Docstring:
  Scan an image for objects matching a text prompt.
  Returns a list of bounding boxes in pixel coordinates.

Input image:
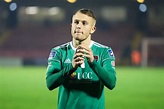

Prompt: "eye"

[74,20,79,24]
[82,21,87,25]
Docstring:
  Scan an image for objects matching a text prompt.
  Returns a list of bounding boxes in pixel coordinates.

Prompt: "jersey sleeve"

[46,48,75,90]
[89,47,116,90]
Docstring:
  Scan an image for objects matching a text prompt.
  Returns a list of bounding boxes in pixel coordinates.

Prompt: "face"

[71,12,96,42]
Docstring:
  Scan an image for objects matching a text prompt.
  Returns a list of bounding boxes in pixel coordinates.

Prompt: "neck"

[73,37,91,48]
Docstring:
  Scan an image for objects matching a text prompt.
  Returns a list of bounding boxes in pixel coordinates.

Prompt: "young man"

[46,8,116,109]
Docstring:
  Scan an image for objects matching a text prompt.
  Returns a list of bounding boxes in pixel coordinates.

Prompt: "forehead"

[72,12,93,21]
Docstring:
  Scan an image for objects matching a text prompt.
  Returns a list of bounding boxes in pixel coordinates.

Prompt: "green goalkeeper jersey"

[46,40,116,109]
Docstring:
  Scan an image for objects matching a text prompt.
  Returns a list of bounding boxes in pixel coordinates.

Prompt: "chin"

[75,38,83,41]
[74,35,82,40]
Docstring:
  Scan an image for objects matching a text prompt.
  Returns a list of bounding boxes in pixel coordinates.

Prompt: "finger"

[74,57,84,62]
[74,52,84,59]
[83,53,91,59]
[76,49,84,53]
[79,45,90,51]
[77,48,90,55]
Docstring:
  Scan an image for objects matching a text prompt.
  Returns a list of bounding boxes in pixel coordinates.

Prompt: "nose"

[76,22,82,28]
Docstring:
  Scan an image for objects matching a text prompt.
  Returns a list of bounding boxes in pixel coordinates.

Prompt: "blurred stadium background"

[0,0,164,109]
[0,0,164,67]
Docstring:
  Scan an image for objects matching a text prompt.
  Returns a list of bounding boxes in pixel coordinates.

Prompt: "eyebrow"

[74,19,88,22]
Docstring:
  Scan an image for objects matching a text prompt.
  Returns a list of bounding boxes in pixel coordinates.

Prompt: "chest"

[61,49,102,81]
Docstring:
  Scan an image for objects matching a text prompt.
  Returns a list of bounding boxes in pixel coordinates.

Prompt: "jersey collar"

[70,40,94,51]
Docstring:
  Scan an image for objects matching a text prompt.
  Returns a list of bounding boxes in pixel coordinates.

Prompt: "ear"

[90,26,96,34]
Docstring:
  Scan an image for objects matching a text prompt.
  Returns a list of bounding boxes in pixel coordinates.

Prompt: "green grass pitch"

[0,66,164,109]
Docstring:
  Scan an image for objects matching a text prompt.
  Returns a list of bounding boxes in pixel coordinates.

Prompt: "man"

[46,8,116,109]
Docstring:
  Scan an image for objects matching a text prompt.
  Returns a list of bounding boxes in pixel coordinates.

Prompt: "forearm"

[46,64,75,90]
[89,60,116,90]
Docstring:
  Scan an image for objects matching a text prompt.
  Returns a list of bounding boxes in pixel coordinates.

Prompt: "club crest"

[94,55,99,61]
[108,49,114,57]
[49,51,56,59]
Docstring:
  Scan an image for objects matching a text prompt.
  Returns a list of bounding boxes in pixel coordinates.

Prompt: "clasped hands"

[72,45,94,68]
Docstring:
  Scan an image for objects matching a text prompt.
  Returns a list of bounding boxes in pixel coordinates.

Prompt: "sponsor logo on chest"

[70,72,93,80]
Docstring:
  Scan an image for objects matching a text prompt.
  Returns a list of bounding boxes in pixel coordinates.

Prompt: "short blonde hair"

[74,8,96,20]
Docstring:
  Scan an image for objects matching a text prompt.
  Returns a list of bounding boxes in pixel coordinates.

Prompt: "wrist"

[88,57,94,63]
[89,59,96,67]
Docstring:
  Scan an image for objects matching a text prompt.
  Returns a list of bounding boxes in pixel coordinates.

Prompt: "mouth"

[74,30,83,34]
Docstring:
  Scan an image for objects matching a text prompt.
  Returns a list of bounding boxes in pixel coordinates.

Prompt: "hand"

[77,45,94,63]
[72,48,85,68]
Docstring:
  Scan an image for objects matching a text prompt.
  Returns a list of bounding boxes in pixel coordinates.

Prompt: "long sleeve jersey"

[46,40,116,109]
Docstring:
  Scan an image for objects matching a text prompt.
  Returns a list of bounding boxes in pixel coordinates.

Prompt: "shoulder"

[92,41,115,58]
[52,42,71,51]
[48,42,71,59]
[92,41,111,49]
